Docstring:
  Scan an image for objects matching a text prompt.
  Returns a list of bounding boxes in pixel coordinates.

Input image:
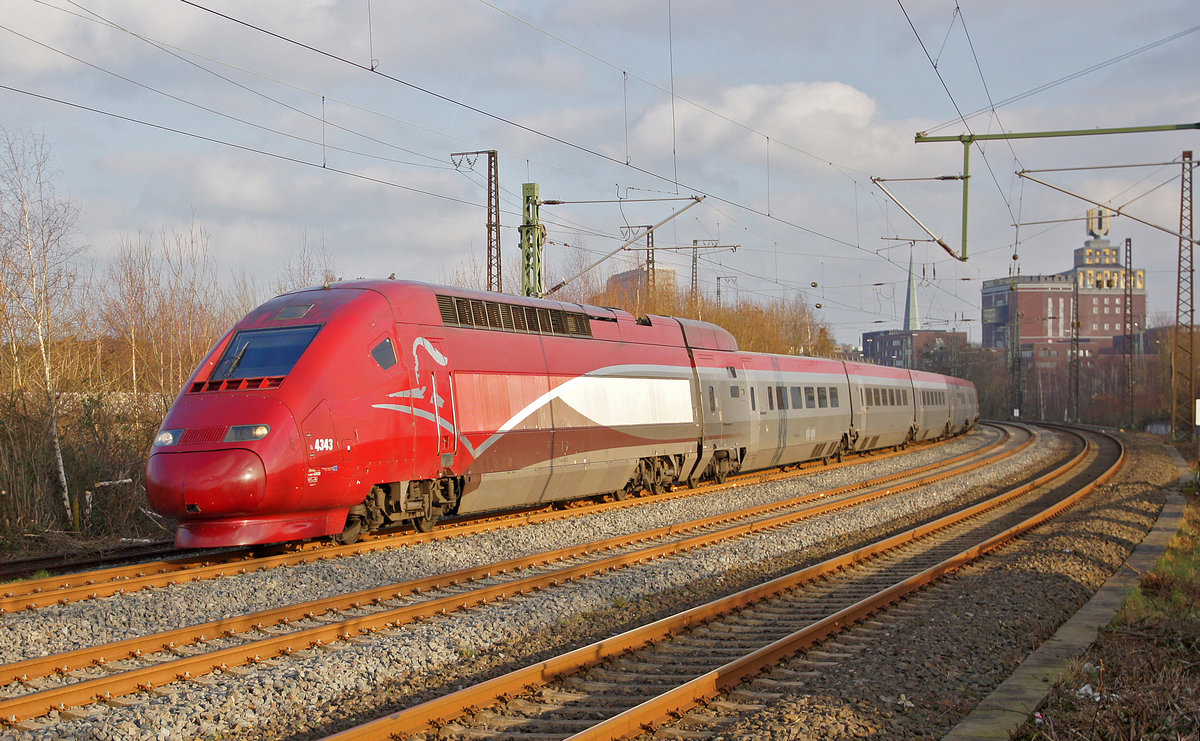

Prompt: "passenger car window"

[805,386,816,408]
[818,388,828,408]
[829,388,839,407]
[371,337,397,370]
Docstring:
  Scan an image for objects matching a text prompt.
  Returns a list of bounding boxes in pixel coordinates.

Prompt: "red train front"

[147,282,419,547]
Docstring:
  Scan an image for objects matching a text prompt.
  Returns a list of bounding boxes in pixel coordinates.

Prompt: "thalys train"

[146,278,978,548]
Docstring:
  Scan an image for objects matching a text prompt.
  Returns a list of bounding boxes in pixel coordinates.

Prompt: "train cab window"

[274,303,313,320]
[213,324,321,380]
[750,386,757,411]
[818,387,828,408]
[804,386,816,408]
[791,387,804,409]
[708,386,717,413]
[766,387,774,411]
[829,388,839,407]
[371,337,397,370]
[776,386,787,410]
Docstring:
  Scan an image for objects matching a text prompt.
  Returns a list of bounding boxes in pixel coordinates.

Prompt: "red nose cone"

[147,449,267,518]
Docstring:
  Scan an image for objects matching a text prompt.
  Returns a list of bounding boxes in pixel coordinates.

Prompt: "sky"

[2,0,1198,345]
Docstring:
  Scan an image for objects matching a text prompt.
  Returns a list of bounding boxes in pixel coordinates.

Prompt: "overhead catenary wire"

[0,84,481,208]
[176,0,870,257]
[28,0,991,326]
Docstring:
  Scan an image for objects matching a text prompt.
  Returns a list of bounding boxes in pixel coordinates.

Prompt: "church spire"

[903,250,921,331]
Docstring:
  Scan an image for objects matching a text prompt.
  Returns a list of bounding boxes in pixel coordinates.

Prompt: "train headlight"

[154,429,184,447]
[224,424,271,442]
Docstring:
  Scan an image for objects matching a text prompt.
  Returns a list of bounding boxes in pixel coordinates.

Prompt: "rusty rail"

[0,425,1021,724]
[321,427,1119,740]
[0,429,980,613]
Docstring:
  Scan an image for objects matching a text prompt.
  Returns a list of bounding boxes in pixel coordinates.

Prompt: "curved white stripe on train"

[496,375,694,433]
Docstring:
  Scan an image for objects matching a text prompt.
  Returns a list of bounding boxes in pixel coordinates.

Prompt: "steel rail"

[0,424,1016,689]
[0,426,1022,723]
[321,427,1114,740]
[0,541,177,582]
[0,430,973,613]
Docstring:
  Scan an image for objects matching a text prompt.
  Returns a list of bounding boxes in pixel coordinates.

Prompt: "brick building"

[980,210,1146,364]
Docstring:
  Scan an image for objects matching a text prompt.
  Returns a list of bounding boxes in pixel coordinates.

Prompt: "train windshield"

[213,325,322,379]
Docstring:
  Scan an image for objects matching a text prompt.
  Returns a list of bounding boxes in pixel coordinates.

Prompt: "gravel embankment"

[0,424,1100,741]
[713,431,1176,739]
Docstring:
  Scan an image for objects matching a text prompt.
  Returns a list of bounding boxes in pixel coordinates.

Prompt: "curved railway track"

[320,426,1122,740]
[0,431,974,614]
[0,424,1029,726]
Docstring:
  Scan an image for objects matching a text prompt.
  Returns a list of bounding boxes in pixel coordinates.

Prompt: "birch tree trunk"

[0,128,81,529]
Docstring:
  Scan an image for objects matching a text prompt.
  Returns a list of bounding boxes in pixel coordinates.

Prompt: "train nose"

[146,449,267,517]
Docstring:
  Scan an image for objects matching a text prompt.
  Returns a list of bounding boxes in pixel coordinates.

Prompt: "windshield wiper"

[221,341,250,378]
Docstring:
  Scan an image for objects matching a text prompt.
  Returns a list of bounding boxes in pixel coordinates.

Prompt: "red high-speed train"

[146,279,978,548]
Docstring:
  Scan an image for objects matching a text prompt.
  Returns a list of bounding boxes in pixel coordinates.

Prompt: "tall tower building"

[980,209,1146,355]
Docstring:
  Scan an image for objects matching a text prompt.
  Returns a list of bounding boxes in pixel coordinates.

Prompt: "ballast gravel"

[0,425,1131,741]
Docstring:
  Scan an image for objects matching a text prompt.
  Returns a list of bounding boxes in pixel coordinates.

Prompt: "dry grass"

[1014,489,1200,740]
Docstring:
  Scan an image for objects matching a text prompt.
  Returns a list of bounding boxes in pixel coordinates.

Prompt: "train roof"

[279,278,739,352]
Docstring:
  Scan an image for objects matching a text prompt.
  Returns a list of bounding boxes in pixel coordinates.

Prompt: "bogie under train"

[147,279,978,547]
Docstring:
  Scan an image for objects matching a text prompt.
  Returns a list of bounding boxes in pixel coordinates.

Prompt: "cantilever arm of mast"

[870,178,962,261]
[543,195,706,297]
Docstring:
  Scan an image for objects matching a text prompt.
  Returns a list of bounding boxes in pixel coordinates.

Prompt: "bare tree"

[275,230,338,295]
[0,128,83,527]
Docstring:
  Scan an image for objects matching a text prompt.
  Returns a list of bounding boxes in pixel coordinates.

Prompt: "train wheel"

[614,487,629,502]
[414,507,442,533]
[335,516,364,545]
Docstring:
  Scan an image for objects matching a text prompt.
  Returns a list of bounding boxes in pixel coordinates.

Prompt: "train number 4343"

[312,438,335,452]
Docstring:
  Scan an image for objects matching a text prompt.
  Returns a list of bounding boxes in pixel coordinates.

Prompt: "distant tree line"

[4,127,1168,552]
[0,129,335,551]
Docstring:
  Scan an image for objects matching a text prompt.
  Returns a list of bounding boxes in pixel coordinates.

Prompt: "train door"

[846,370,868,451]
[415,336,457,472]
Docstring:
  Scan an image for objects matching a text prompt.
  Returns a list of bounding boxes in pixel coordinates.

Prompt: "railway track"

[319,426,1122,740]
[0,431,970,614]
[0,541,178,583]
[0,424,1031,727]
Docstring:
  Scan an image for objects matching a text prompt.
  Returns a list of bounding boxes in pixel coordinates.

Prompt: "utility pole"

[1009,286,1022,419]
[1174,151,1195,441]
[716,276,737,307]
[519,183,545,297]
[1124,237,1134,429]
[689,240,738,313]
[451,150,501,292]
[1070,277,1080,423]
